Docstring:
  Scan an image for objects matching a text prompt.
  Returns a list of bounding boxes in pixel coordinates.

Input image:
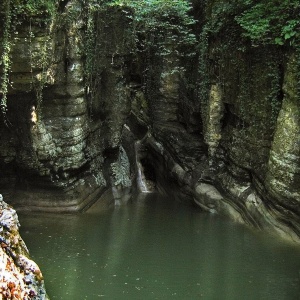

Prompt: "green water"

[19,193,300,300]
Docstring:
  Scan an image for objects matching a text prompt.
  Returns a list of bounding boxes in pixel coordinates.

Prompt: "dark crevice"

[140,157,156,183]
[58,0,69,13]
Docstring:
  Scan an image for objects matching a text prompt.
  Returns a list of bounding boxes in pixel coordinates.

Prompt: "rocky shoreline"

[0,195,48,299]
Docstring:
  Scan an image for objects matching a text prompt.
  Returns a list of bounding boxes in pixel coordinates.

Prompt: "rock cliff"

[0,0,299,242]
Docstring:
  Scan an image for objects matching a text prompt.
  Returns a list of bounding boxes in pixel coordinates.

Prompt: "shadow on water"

[19,193,300,300]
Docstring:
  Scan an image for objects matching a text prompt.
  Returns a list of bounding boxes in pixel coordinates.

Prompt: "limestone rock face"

[131,2,300,242]
[0,195,48,299]
[265,54,300,229]
[185,2,300,242]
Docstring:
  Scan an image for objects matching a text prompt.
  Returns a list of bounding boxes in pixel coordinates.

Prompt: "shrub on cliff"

[235,0,300,46]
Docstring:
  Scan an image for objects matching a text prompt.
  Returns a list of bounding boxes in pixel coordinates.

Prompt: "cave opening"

[140,157,156,182]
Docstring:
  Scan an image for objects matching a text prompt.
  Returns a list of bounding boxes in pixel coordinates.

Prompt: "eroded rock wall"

[141,1,299,242]
[129,1,300,242]
[192,3,299,242]
[0,1,108,211]
[0,1,138,210]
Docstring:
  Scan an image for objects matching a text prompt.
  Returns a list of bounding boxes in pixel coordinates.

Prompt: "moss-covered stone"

[266,53,300,216]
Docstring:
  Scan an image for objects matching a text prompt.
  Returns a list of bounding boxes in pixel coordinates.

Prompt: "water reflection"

[19,193,300,299]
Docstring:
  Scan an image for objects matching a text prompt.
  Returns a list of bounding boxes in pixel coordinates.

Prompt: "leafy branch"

[235,0,300,46]
[106,0,197,55]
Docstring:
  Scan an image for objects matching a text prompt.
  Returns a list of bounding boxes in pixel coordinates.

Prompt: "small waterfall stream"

[134,139,151,193]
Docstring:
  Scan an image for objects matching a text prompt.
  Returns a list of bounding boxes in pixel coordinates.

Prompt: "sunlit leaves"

[106,0,197,54]
[235,0,300,46]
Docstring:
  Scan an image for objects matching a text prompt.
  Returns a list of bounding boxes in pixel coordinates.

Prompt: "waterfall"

[134,140,150,193]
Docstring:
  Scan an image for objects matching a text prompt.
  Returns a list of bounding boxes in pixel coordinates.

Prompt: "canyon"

[0,0,299,244]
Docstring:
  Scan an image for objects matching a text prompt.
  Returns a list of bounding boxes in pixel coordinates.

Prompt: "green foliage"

[104,0,197,54]
[235,0,300,46]
[13,0,57,17]
[201,0,300,47]
[197,0,290,138]
[83,0,197,115]
[109,0,195,26]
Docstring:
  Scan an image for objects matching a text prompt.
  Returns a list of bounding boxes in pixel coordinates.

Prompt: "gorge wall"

[0,0,299,242]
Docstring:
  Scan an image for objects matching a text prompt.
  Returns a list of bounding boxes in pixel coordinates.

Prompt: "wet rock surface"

[0,195,48,299]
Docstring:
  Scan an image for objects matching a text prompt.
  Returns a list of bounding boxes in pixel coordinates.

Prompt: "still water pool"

[19,193,300,300]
